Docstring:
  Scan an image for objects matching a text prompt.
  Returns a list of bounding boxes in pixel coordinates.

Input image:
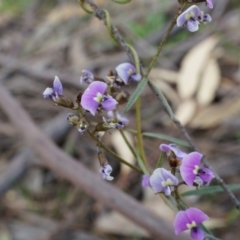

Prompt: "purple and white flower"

[142,168,178,196]
[100,164,114,181]
[107,111,129,126]
[116,63,142,84]
[177,5,211,32]
[206,0,213,9]
[174,207,209,240]
[160,143,187,160]
[80,70,94,84]
[81,81,118,116]
[180,152,214,187]
[43,76,63,100]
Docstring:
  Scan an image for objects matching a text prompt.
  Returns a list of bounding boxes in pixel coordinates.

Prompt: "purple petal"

[101,95,118,111]
[81,81,107,115]
[149,168,178,194]
[199,167,214,183]
[80,70,94,84]
[53,76,63,95]
[159,143,187,160]
[190,227,205,240]
[186,19,199,32]
[131,73,142,82]
[103,164,113,176]
[142,175,151,187]
[186,208,209,225]
[116,62,137,84]
[181,152,202,169]
[206,0,213,9]
[174,210,189,234]
[164,186,171,196]
[180,152,202,186]
[177,5,201,27]
[202,14,212,23]
[43,87,54,98]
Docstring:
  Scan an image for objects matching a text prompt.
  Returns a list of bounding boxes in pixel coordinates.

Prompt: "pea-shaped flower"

[174,207,209,240]
[116,63,142,84]
[80,70,94,84]
[100,164,114,181]
[177,5,212,32]
[81,81,118,115]
[180,152,214,187]
[43,76,63,100]
[142,168,178,196]
[206,0,213,9]
[160,143,187,161]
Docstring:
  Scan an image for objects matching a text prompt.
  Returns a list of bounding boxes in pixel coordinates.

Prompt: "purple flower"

[80,70,94,84]
[174,208,209,240]
[116,63,142,84]
[160,143,187,160]
[142,175,150,187]
[81,81,118,116]
[144,168,178,196]
[206,0,213,9]
[177,5,201,32]
[43,76,63,100]
[180,152,214,187]
[177,5,212,32]
[100,164,114,181]
[107,111,129,125]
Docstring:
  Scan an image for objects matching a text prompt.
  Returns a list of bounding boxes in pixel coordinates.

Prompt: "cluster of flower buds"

[142,143,214,240]
[43,62,141,180]
[177,0,213,32]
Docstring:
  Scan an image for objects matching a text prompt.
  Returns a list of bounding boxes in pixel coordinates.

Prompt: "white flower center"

[127,69,133,76]
[186,221,197,230]
[161,178,173,187]
[193,165,200,175]
[186,12,194,20]
[93,92,103,103]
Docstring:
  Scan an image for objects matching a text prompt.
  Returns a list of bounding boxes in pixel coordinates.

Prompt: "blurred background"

[0,0,240,239]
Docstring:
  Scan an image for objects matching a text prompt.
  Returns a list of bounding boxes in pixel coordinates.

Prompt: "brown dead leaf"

[178,36,219,99]
[149,68,178,83]
[175,99,197,126]
[196,58,221,106]
[190,98,240,129]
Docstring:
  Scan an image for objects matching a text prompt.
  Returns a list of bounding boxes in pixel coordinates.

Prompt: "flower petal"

[174,210,189,234]
[53,76,63,95]
[186,19,199,32]
[131,73,142,82]
[177,5,200,27]
[43,87,54,98]
[159,143,187,160]
[202,14,212,23]
[142,175,151,187]
[186,208,209,225]
[81,81,107,115]
[101,95,118,111]
[206,0,213,9]
[116,62,136,84]
[199,167,214,183]
[190,227,205,240]
[80,70,94,84]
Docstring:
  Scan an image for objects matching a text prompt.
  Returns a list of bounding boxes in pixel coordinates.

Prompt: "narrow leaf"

[124,78,147,112]
[181,184,240,196]
[142,132,190,147]
[155,152,164,168]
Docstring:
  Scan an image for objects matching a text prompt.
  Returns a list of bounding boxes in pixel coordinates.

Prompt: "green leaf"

[112,0,131,4]
[142,132,190,147]
[124,78,147,112]
[155,152,164,168]
[181,184,240,197]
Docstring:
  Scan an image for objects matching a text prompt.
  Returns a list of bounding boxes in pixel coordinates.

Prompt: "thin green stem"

[135,97,148,170]
[87,129,143,173]
[145,3,187,78]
